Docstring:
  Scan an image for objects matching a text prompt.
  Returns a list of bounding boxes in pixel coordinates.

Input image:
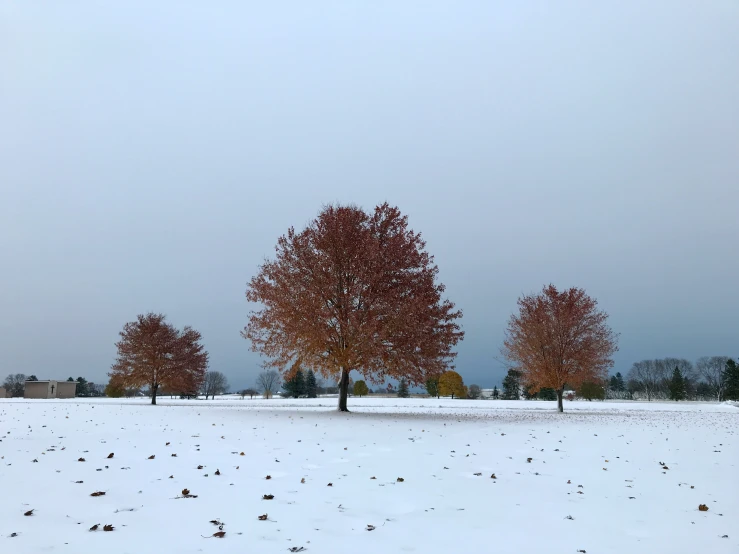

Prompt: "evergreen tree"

[723,358,739,401]
[615,372,625,391]
[425,377,439,398]
[501,369,521,400]
[397,378,410,398]
[522,384,536,400]
[283,369,305,398]
[492,385,499,399]
[538,387,557,401]
[27,375,38,381]
[305,370,318,398]
[668,366,686,401]
[76,377,89,397]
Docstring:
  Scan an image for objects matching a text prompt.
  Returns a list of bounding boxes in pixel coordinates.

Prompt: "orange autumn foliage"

[502,285,618,411]
[244,203,464,411]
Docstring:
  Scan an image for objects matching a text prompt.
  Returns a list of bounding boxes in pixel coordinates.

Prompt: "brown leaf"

[490,474,497,479]
[327,483,333,487]
[24,510,34,516]
[300,478,305,484]
[258,514,268,521]
[89,524,99,531]
[214,469,220,476]
[262,494,274,500]
[396,477,404,482]
[148,455,155,460]
[370,476,376,480]
[90,491,106,497]
[209,520,222,526]
[265,475,272,480]
[182,488,190,496]
[75,480,84,484]
[212,531,226,538]
[366,525,376,531]
[197,465,204,469]
[567,480,571,484]
[78,458,86,462]
[103,525,114,532]
[473,473,482,476]
[698,504,709,512]
[169,475,174,479]
[240,452,245,456]
[166,442,170,446]
[171,453,177,457]
[526,458,532,463]
[107,453,114,459]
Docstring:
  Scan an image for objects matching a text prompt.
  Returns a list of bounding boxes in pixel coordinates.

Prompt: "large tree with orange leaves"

[110,313,209,405]
[244,203,464,411]
[502,285,618,412]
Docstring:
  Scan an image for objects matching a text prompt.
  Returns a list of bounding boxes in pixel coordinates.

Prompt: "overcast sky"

[1,1,738,390]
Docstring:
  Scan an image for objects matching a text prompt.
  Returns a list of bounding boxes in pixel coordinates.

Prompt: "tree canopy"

[109,313,208,405]
[438,370,465,399]
[243,203,463,411]
[502,285,618,412]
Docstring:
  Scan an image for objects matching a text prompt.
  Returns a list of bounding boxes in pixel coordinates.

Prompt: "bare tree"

[468,384,482,399]
[696,356,730,401]
[627,360,665,401]
[256,370,281,399]
[3,374,27,397]
[202,371,229,399]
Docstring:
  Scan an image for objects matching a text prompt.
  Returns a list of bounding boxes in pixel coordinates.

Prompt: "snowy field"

[1,398,737,554]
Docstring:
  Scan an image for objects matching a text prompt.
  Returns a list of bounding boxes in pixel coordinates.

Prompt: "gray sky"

[1,1,738,390]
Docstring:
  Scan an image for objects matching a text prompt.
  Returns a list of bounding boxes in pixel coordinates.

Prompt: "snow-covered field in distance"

[1,398,736,553]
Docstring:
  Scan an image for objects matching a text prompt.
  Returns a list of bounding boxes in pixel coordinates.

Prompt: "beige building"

[0,387,7,398]
[24,380,76,399]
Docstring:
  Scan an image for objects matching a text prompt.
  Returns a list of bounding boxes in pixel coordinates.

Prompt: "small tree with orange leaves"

[244,203,464,412]
[502,285,618,412]
[110,313,208,405]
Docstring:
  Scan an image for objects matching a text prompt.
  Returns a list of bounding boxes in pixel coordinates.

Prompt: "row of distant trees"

[489,356,739,403]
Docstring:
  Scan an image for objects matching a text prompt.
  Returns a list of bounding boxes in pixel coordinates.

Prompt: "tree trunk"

[338,368,350,412]
[556,388,564,412]
[151,384,158,405]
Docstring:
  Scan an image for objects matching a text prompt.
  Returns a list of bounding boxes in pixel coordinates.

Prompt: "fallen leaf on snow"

[107,453,114,459]
[90,491,106,497]
[147,455,155,460]
[24,510,34,516]
[366,525,376,531]
[258,514,268,521]
[89,524,99,531]
[698,504,709,512]
[262,494,274,500]
[103,525,114,532]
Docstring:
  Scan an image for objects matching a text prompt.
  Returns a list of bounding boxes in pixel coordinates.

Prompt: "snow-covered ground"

[1,398,736,553]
